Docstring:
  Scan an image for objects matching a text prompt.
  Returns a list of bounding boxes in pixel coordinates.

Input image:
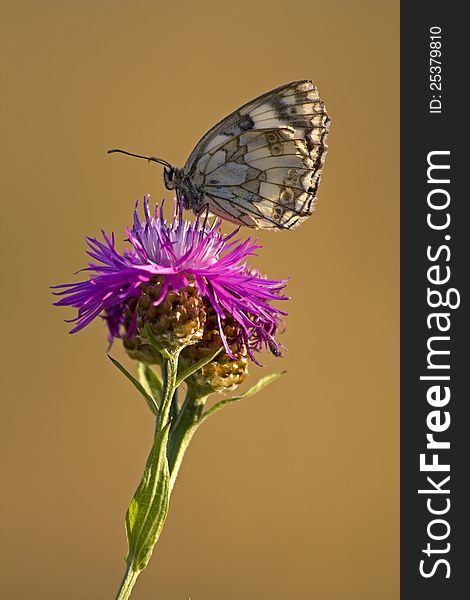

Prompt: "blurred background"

[0,1,399,598]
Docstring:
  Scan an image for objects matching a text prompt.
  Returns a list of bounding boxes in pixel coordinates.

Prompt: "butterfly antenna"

[107,148,172,169]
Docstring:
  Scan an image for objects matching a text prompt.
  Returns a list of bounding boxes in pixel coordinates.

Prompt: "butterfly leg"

[200,204,210,232]
[175,189,183,218]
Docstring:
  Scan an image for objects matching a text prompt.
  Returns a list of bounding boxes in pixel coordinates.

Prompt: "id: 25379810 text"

[429,26,443,114]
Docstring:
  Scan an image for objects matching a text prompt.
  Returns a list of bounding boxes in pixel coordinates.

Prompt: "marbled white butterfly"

[109,80,330,230]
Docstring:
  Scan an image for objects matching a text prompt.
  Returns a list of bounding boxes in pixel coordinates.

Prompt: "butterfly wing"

[182,80,330,229]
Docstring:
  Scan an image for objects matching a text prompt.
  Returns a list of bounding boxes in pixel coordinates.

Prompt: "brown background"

[0,1,399,598]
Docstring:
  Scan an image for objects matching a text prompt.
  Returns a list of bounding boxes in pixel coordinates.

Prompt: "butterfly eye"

[164,167,176,190]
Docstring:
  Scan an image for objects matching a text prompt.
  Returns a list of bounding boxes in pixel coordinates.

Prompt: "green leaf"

[199,371,285,425]
[175,347,223,388]
[126,423,171,572]
[108,355,159,416]
[137,362,163,410]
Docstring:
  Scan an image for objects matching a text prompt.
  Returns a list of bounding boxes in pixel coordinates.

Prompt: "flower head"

[53,199,288,362]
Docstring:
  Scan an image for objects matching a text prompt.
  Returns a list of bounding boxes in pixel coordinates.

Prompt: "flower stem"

[167,388,209,491]
[115,351,180,600]
[115,564,140,600]
[156,350,180,434]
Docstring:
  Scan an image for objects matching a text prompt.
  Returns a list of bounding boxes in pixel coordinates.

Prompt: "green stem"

[115,351,180,600]
[156,351,180,434]
[115,564,140,600]
[167,388,209,491]
[170,386,179,423]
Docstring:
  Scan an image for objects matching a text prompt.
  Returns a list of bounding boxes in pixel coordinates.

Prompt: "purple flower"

[53,199,288,360]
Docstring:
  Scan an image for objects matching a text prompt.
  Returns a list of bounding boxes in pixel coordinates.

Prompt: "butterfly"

[109,80,330,230]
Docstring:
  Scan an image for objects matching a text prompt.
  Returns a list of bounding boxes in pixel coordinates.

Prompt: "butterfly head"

[163,166,178,190]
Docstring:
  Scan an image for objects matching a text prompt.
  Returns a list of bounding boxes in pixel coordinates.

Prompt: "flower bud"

[182,304,248,393]
[104,297,159,363]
